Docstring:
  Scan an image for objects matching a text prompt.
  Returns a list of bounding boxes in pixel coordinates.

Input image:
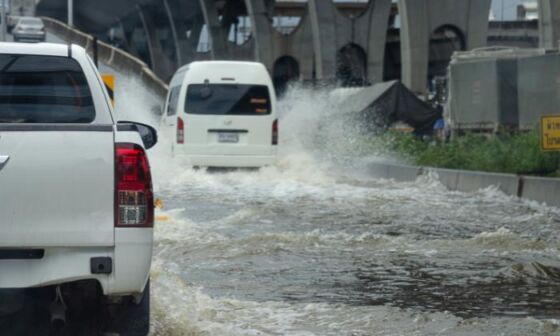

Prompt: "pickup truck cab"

[0,43,156,335]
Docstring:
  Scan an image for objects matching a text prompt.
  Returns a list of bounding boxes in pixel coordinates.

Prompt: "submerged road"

[149,163,560,335]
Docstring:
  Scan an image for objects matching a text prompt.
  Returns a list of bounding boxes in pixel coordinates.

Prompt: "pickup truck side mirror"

[118,121,158,150]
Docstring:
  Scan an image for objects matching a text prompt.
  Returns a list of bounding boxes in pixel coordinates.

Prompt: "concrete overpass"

[36,0,497,94]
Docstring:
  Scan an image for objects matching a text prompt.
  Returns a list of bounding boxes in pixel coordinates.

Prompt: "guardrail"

[41,17,168,100]
[367,162,560,208]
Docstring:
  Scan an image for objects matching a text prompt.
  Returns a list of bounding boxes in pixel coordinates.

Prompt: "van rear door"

[0,54,114,247]
[183,84,275,156]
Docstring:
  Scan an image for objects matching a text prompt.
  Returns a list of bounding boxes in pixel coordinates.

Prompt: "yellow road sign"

[540,115,560,151]
[101,74,115,107]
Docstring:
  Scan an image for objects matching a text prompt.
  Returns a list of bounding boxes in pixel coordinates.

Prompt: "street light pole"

[501,0,505,21]
[1,0,7,42]
[68,0,73,27]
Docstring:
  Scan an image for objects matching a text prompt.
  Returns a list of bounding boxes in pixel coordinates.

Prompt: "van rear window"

[0,55,95,123]
[185,84,271,115]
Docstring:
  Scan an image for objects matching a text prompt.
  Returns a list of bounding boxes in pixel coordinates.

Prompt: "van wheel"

[104,281,150,336]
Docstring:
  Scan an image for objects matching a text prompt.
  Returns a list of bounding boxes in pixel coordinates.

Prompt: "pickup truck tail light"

[272,119,278,145]
[177,117,184,144]
[115,143,154,227]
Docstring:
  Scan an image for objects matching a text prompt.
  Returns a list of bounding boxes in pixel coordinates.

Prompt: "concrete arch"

[272,7,305,36]
[337,43,367,86]
[329,0,373,19]
[308,0,391,83]
[538,0,560,49]
[429,24,466,79]
[399,0,492,94]
[432,24,466,51]
[273,55,300,94]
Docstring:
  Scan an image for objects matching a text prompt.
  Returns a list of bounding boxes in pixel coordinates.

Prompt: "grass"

[374,130,560,177]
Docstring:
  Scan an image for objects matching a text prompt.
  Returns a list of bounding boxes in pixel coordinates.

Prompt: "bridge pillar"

[244,0,275,69]
[538,0,560,49]
[163,0,202,66]
[356,0,393,84]
[137,5,176,80]
[307,0,391,84]
[399,0,491,94]
[308,0,338,81]
[199,0,229,60]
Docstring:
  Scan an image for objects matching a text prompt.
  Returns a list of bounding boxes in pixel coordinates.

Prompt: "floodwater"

[124,83,560,336]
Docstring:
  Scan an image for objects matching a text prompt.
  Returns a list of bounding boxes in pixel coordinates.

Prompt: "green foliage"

[377,130,560,176]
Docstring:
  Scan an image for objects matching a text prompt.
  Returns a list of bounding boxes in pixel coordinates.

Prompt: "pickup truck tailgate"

[0,127,115,247]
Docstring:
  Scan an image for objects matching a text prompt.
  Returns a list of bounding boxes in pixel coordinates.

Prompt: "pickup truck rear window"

[185,84,271,115]
[0,55,95,123]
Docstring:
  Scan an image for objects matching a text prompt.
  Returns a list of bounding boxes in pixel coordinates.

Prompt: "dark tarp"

[338,80,442,134]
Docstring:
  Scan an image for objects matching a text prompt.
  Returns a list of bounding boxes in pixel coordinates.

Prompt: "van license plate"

[218,133,239,143]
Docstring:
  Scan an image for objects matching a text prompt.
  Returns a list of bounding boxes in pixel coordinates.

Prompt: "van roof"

[173,61,273,87]
[177,61,267,73]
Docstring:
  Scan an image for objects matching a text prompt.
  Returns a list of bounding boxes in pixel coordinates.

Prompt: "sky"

[491,0,530,20]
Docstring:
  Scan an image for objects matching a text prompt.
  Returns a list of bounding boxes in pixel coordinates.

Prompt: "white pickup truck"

[0,43,156,335]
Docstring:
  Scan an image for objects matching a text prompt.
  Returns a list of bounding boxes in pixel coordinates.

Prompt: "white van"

[162,61,278,168]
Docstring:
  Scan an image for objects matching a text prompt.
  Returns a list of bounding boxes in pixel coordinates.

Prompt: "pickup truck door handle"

[0,155,9,170]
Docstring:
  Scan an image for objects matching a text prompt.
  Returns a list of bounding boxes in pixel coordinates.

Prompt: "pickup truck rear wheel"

[105,280,150,336]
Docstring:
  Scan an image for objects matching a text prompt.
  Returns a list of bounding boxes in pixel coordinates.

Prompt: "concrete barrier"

[454,170,520,196]
[429,168,460,190]
[521,176,560,207]
[367,162,423,181]
[41,17,168,100]
[369,162,559,208]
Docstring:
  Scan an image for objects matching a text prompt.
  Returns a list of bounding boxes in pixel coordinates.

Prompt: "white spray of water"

[113,73,162,127]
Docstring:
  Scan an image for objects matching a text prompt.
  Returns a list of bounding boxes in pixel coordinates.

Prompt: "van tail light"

[272,119,278,145]
[115,143,154,228]
[177,117,184,144]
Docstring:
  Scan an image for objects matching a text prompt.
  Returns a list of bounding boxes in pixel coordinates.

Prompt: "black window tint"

[185,84,271,115]
[0,55,95,123]
[167,86,181,116]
